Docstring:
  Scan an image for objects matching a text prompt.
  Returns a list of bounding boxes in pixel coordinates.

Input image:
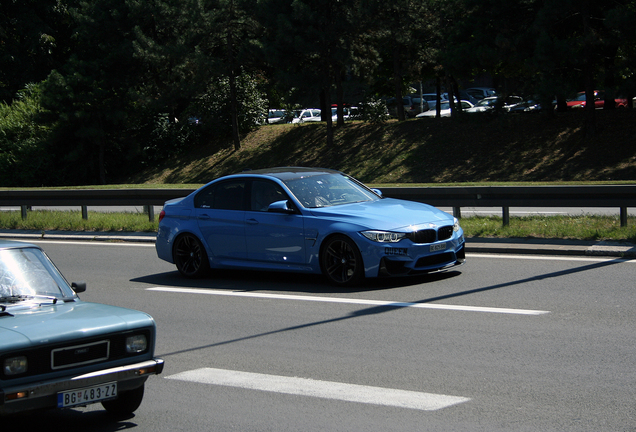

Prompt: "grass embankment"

[3,109,636,241]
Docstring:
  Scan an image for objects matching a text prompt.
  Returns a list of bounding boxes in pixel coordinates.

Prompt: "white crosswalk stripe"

[167,368,471,411]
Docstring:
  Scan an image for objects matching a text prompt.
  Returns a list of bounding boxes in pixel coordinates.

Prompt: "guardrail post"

[453,206,461,219]
[81,206,88,220]
[21,205,28,220]
[620,207,627,227]
[502,207,510,226]
[147,205,155,222]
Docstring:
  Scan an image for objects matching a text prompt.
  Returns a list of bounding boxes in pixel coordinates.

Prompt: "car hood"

[0,301,154,351]
[308,198,454,231]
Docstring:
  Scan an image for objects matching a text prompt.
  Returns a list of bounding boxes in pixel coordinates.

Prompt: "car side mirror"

[268,200,296,214]
[372,188,383,198]
[71,281,86,293]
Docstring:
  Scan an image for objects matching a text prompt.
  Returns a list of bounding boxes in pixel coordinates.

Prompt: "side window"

[194,185,215,209]
[194,180,246,210]
[250,180,287,212]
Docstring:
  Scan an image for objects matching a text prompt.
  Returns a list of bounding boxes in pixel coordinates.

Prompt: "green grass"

[0,210,158,233]
[460,215,636,242]
[2,210,635,243]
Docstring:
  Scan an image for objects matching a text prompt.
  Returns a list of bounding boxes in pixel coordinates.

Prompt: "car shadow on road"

[151,258,627,359]
[131,267,463,294]
[1,408,137,432]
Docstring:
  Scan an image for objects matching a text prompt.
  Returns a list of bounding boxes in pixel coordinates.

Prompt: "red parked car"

[566,91,627,109]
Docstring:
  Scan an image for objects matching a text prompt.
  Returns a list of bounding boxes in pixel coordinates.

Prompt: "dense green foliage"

[1,0,635,186]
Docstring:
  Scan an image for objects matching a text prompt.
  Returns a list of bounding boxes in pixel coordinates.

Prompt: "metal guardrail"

[380,185,635,227]
[0,185,634,226]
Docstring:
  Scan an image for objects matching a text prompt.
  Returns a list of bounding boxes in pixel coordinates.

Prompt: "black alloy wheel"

[173,234,209,278]
[320,235,364,287]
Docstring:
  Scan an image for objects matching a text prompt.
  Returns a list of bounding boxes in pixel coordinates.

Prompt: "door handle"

[246,218,259,225]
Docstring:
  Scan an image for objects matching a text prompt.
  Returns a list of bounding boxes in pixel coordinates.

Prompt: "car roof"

[0,239,38,250]
[234,167,342,181]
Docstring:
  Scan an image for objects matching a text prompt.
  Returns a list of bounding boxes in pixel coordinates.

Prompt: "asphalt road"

[4,240,636,431]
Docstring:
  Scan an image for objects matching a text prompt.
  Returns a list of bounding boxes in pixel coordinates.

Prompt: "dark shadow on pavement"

[153,258,626,359]
[131,267,463,294]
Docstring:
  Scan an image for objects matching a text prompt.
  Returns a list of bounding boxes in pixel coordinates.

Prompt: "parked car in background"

[441,90,479,105]
[156,167,465,287]
[507,99,543,113]
[386,96,429,118]
[416,100,474,117]
[265,109,287,124]
[566,91,628,109]
[464,96,523,113]
[331,105,360,121]
[465,87,497,100]
[418,93,444,111]
[0,241,164,416]
[292,108,321,123]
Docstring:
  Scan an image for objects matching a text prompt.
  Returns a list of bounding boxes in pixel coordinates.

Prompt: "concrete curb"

[0,230,635,258]
[466,237,636,258]
[0,230,157,243]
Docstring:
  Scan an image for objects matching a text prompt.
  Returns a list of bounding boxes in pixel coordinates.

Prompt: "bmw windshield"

[281,173,380,208]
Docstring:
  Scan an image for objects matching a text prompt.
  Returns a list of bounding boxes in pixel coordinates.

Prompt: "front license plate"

[57,382,117,408]
[430,243,447,252]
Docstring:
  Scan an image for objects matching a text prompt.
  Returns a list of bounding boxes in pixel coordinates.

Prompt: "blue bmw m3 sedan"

[156,167,465,286]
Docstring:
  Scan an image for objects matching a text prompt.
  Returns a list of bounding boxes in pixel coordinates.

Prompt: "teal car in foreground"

[156,167,465,286]
[0,241,164,416]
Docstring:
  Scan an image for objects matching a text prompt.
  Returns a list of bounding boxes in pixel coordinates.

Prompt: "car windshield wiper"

[0,294,59,304]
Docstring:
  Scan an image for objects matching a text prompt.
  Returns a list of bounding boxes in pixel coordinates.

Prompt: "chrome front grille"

[51,340,110,370]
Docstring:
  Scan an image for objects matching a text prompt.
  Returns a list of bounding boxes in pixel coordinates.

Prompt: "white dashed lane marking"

[147,286,549,315]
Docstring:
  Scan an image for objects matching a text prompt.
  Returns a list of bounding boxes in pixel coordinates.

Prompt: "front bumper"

[365,235,466,277]
[0,358,164,416]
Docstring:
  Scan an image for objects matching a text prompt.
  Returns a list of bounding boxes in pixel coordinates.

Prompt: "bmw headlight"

[361,231,406,243]
[126,335,148,353]
[4,356,27,376]
[453,217,461,232]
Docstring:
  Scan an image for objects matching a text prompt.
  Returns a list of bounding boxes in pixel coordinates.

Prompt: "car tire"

[173,233,209,278]
[320,235,364,287]
[102,383,144,416]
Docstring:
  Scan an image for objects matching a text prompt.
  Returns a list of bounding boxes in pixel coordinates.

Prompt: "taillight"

[158,210,166,223]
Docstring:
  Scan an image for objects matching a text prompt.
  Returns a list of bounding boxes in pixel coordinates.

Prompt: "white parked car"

[292,108,321,123]
[331,106,360,121]
[464,96,524,113]
[265,109,287,124]
[416,100,474,118]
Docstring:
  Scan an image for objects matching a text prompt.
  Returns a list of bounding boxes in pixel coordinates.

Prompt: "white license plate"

[430,243,447,252]
[57,382,117,408]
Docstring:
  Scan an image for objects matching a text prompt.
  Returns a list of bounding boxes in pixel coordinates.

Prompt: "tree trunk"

[582,1,596,135]
[226,3,240,151]
[392,40,405,121]
[603,44,619,110]
[324,88,334,147]
[436,76,442,117]
[229,69,241,151]
[335,70,344,127]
